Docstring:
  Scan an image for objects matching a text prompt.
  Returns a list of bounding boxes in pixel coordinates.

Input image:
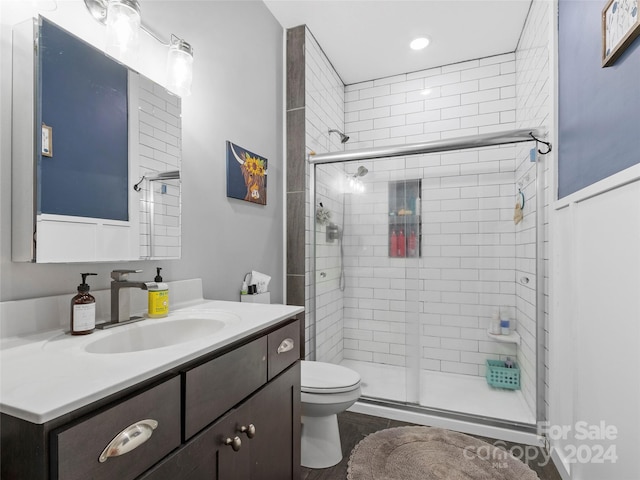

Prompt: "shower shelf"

[388,179,422,258]
[487,330,521,346]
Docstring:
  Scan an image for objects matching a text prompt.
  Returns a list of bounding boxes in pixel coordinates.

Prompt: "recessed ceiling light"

[410,37,430,50]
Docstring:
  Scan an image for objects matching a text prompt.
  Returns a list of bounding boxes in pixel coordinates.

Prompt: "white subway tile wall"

[138,75,182,259]
[341,54,521,377]
[304,28,346,362]
[345,53,518,150]
[339,149,519,374]
[515,0,552,419]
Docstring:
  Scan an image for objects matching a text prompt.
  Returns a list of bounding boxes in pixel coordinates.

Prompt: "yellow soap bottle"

[148,267,169,318]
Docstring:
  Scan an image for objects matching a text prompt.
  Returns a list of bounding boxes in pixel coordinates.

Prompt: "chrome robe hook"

[529,132,552,155]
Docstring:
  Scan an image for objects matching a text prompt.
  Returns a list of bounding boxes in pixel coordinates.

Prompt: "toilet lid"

[301,361,361,394]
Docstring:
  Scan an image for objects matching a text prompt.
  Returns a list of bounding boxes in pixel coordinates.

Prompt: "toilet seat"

[301,360,361,394]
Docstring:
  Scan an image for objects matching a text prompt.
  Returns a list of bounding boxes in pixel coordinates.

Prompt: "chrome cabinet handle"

[240,424,256,439]
[277,338,294,354]
[224,436,242,451]
[99,419,158,463]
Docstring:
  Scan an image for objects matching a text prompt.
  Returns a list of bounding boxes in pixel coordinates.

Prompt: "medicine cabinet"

[388,179,421,258]
[12,16,182,263]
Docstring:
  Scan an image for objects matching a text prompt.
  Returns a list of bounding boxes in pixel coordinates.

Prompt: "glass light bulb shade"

[166,43,193,97]
[105,0,141,63]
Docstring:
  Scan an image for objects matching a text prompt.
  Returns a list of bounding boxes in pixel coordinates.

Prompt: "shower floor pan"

[341,359,535,425]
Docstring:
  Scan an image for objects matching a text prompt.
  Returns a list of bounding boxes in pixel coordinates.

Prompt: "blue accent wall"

[39,18,129,220]
[558,0,640,198]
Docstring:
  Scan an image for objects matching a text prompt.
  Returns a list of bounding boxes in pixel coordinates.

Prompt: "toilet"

[300,360,361,469]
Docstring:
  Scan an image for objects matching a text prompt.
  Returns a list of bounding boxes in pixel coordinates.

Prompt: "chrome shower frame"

[308,127,549,431]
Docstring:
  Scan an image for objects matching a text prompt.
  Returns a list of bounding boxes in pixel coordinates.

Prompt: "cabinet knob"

[98,419,158,463]
[240,423,256,439]
[224,436,242,451]
[277,338,294,354]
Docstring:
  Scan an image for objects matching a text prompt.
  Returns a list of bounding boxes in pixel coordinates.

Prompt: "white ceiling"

[263,0,533,85]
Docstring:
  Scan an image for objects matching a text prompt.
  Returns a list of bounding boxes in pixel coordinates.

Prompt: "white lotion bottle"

[490,312,502,335]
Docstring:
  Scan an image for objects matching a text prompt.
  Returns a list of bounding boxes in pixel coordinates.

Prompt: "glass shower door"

[310,129,544,428]
[313,159,421,405]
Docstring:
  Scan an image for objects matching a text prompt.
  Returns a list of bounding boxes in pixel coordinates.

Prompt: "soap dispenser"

[148,267,169,318]
[71,273,97,335]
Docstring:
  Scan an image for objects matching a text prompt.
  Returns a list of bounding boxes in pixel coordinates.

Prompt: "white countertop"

[0,300,304,424]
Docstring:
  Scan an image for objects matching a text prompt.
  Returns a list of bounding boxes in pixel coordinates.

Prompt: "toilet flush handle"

[277,338,295,354]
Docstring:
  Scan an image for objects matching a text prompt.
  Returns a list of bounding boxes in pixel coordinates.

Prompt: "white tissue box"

[240,292,270,304]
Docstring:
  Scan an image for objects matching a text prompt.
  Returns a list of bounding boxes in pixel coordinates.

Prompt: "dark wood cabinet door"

[141,362,301,480]
[139,408,251,480]
[246,362,301,480]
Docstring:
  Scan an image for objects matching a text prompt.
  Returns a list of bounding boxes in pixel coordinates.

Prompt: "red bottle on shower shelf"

[398,230,406,257]
[390,230,398,257]
[408,230,417,257]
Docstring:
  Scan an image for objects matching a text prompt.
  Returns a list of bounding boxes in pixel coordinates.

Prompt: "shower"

[310,128,547,437]
[352,166,368,177]
[329,128,350,143]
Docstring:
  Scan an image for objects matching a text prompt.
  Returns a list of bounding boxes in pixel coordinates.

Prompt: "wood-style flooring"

[301,411,563,480]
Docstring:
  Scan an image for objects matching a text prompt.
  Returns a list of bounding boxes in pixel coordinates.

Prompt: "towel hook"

[529,132,552,155]
[518,189,525,209]
[133,176,146,192]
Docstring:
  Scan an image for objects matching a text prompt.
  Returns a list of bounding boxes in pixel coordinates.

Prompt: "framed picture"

[226,141,268,205]
[41,124,53,157]
[602,0,640,67]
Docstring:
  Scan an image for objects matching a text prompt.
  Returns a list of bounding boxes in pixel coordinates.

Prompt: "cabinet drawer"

[184,336,267,440]
[52,376,181,480]
[267,320,300,380]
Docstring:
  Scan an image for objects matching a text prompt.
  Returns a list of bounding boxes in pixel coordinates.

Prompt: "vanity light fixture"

[166,36,194,97]
[84,0,194,97]
[410,37,430,50]
[105,0,140,63]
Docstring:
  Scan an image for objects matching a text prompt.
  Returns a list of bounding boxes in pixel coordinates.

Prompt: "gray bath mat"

[347,426,539,480]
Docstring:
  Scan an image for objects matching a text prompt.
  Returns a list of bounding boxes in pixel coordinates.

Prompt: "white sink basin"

[85,313,239,354]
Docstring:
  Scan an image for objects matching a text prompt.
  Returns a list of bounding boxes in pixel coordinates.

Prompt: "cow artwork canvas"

[226,141,267,205]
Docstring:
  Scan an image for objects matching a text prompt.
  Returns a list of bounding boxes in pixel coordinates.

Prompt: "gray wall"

[0,1,284,304]
[558,0,640,197]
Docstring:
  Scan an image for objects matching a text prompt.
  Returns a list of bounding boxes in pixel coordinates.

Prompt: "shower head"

[353,166,368,177]
[346,166,367,194]
[328,128,350,143]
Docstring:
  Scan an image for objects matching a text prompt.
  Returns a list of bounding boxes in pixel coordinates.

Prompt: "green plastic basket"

[486,359,520,390]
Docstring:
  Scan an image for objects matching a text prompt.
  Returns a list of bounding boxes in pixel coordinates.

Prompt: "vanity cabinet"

[140,363,300,480]
[0,318,301,480]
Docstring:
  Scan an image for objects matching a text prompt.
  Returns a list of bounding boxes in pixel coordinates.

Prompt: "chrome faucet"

[98,270,157,329]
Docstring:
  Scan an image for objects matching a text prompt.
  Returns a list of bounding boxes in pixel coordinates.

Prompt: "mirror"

[11,16,181,263]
